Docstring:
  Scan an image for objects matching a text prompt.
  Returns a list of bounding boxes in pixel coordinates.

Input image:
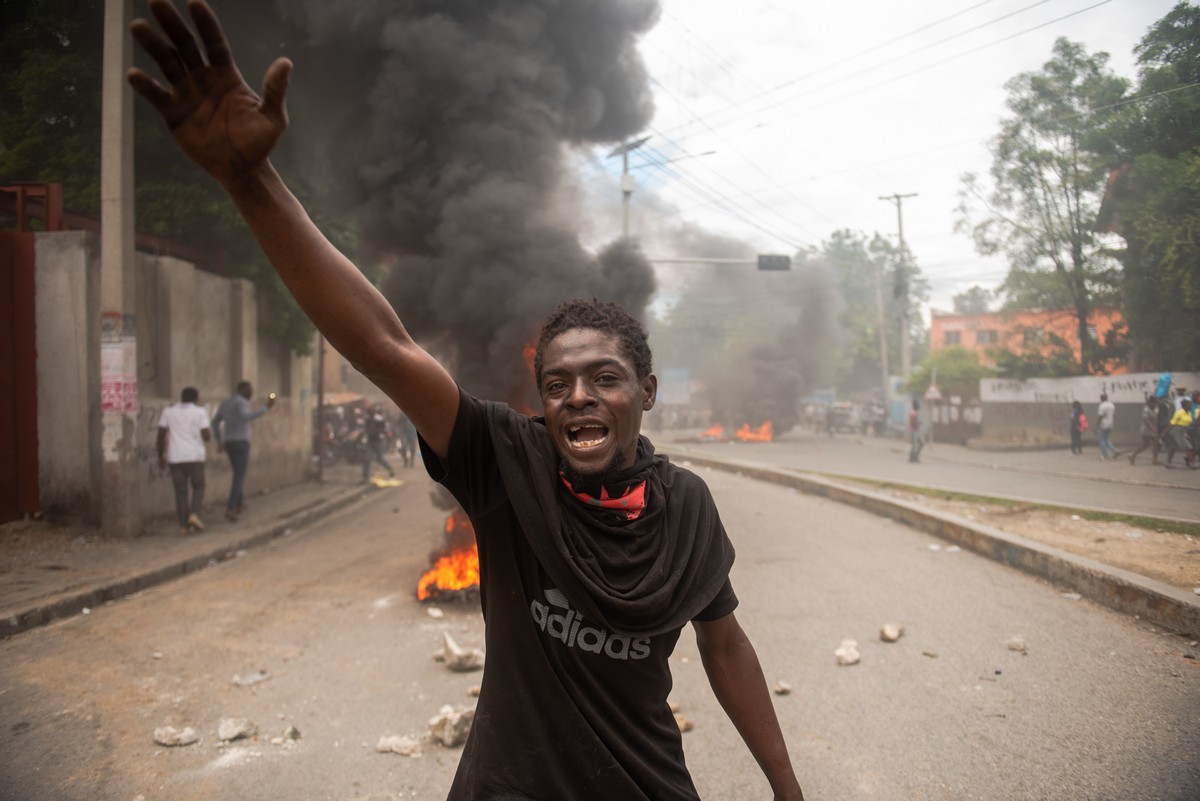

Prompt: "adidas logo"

[530,588,651,661]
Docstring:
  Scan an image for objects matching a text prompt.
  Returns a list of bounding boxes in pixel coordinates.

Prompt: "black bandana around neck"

[485,401,735,637]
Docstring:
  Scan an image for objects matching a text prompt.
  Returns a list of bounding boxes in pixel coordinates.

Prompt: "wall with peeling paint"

[33,231,315,526]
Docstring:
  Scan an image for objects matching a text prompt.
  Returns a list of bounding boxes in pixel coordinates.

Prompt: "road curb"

[669,449,1200,641]
[0,482,377,639]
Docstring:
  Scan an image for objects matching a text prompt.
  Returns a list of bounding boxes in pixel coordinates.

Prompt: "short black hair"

[534,299,652,387]
[181,387,199,403]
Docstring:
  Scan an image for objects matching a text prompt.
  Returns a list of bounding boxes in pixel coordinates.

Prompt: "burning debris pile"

[694,421,775,443]
[417,509,480,602]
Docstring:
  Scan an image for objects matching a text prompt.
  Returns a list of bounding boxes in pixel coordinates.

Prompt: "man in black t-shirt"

[129,4,806,799]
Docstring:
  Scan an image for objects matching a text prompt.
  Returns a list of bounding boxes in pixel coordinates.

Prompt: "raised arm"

[693,613,805,801]
[128,0,457,457]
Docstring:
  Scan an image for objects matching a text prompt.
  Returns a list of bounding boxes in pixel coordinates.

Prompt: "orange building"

[928,307,1126,374]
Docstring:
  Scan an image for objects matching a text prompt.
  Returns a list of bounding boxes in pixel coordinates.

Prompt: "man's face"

[539,328,656,478]
[240,384,253,400]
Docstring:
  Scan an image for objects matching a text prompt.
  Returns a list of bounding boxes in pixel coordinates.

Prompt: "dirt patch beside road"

[882,488,1200,593]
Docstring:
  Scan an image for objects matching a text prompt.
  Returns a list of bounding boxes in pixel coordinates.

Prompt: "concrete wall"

[34,231,316,526]
[978,372,1200,448]
[34,232,100,517]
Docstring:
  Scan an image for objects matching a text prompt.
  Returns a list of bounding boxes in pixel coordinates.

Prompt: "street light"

[607,137,650,239]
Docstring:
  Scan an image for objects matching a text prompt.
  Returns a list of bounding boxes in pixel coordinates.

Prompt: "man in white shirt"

[157,387,213,533]
[1096,392,1117,461]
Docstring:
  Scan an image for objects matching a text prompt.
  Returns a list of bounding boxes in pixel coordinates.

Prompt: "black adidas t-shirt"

[421,391,737,801]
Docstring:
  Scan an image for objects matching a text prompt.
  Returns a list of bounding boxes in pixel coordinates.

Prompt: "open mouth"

[567,424,610,450]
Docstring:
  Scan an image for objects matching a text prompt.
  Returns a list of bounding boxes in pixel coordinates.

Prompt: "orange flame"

[417,512,480,601]
[700,424,726,441]
[523,339,537,381]
[513,339,540,417]
[735,420,773,442]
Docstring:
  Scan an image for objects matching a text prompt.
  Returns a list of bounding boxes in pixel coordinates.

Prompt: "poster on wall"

[100,312,138,413]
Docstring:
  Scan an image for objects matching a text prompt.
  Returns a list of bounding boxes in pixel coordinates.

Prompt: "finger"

[188,0,236,68]
[146,0,207,72]
[147,0,205,72]
[260,58,293,126]
[126,67,174,114]
[131,18,187,85]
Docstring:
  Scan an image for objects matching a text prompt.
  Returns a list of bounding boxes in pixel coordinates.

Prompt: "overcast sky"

[578,0,1179,319]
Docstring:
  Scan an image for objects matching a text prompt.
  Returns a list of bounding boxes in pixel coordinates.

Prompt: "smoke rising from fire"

[645,222,843,434]
[230,0,663,404]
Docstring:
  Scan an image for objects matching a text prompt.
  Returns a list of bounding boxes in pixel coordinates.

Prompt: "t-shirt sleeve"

[692,577,738,621]
[418,389,506,517]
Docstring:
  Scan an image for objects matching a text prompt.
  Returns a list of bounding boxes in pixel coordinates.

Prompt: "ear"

[642,374,658,411]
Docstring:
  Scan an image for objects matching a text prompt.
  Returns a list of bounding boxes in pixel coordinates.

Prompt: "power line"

[738,0,1114,133]
[657,0,1061,142]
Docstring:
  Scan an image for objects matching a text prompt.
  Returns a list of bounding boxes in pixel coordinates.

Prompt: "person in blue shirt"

[210,380,274,520]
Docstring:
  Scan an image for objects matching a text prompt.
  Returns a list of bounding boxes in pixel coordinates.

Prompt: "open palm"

[128,0,291,188]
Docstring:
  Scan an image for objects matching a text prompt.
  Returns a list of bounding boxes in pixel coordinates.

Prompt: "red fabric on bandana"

[561,476,647,521]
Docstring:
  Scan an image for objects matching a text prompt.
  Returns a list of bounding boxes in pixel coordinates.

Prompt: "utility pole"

[99,0,141,535]
[608,137,650,239]
[879,192,918,382]
[873,262,891,414]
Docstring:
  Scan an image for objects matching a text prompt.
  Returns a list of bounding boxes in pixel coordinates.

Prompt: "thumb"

[260,57,293,126]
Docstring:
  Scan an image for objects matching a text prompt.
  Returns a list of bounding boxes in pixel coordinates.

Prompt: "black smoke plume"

[222,0,662,405]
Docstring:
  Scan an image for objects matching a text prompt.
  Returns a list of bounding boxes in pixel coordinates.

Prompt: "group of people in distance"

[1072,386,1199,468]
[1127,387,1198,468]
[156,381,275,533]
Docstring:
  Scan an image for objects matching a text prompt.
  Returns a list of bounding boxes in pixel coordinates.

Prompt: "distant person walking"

[211,381,274,521]
[907,399,923,463]
[1128,396,1161,466]
[157,387,212,534]
[397,412,418,468]
[1069,401,1087,455]
[1164,398,1197,468]
[1096,393,1118,461]
[362,404,395,481]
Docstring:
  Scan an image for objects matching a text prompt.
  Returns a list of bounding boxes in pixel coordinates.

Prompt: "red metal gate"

[0,232,39,522]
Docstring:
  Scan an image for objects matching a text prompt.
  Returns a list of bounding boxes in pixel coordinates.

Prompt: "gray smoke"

[238,0,662,404]
[649,233,842,434]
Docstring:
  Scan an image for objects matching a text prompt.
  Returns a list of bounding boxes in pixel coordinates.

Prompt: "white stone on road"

[153,725,199,747]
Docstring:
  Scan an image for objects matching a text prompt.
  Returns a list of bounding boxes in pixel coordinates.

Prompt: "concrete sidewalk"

[0,463,383,639]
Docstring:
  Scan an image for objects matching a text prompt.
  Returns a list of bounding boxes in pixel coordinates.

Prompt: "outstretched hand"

[128,0,291,189]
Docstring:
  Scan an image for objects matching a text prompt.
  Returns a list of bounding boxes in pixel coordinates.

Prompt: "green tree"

[988,333,1080,380]
[952,285,995,314]
[0,0,350,353]
[1096,2,1200,370]
[958,38,1127,373]
[903,346,995,398]
[802,229,928,394]
[0,0,104,218]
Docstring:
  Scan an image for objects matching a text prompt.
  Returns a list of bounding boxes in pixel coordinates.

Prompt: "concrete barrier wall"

[34,232,100,518]
[979,372,1200,448]
[34,231,315,524]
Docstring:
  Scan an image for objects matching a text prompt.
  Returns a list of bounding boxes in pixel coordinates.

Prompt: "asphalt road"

[660,428,1200,524]
[1,467,1197,801]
